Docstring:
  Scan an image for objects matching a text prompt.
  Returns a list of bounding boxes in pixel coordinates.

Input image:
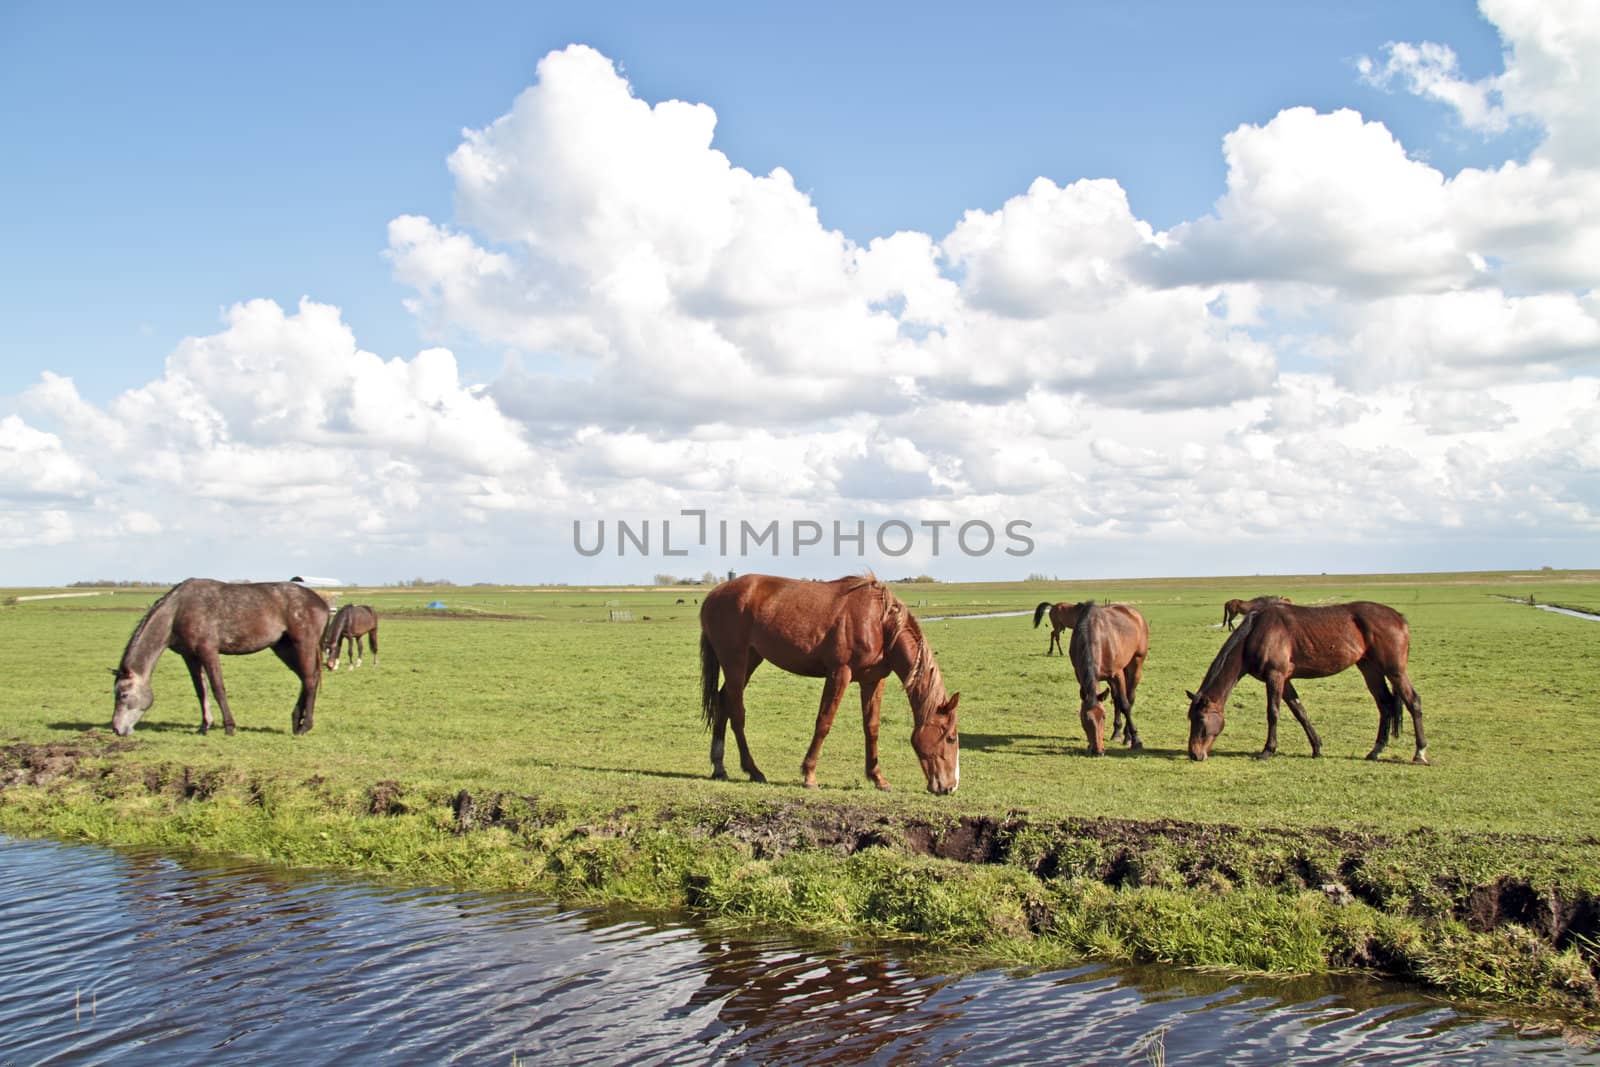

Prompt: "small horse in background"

[700,574,960,794]
[112,579,329,736]
[324,604,379,670]
[1186,601,1425,763]
[1032,600,1086,656]
[1223,595,1291,630]
[1065,601,1149,755]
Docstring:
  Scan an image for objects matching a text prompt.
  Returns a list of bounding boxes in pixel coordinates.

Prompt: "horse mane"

[1200,611,1256,694]
[1068,600,1099,695]
[860,577,935,694]
[119,582,183,669]
[326,603,353,644]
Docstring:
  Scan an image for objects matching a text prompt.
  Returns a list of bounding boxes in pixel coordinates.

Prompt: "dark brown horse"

[700,574,960,794]
[324,604,379,670]
[112,579,329,736]
[1064,602,1149,754]
[1032,600,1084,656]
[1186,601,1425,763]
[1223,595,1291,630]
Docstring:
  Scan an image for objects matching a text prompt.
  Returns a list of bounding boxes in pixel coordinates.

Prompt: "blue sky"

[1,1,1595,584]
[1,0,1518,398]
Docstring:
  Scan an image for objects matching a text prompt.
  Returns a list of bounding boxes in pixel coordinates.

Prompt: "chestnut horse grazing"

[324,604,379,670]
[112,579,330,736]
[1064,602,1149,754]
[1032,601,1085,656]
[1186,601,1425,763]
[700,574,961,794]
[1223,596,1291,631]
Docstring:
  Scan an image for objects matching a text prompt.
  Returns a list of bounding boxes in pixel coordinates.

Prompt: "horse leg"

[200,651,237,736]
[1049,627,1063,656]
[1257,672,1286,758]
[1281,680,1322,757]
[183,653,212,734]
[272,638,321,735]
[1121,654,1145,749]
[1109,674,1139,749]
[1357,661,1396,760]
[1391,668,1427,764]
[723,651,766,783]
[801,668,852,788]
[859,676,890,790]
[1108,672,1125,742]
[352,634,363,669]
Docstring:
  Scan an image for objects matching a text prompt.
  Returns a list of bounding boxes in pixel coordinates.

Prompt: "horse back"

[169,579,329,655]
[701,574,892,675]
[1068,602,1147,680]
[1251,601,1406,678]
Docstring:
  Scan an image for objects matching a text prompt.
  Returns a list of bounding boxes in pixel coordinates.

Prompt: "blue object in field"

[426,601,447,609]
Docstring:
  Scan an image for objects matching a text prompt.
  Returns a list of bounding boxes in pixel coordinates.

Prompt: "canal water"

[2,835,1593,1065]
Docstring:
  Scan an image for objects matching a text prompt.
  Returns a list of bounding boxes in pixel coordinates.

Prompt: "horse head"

[111,667,154,736]
[910,690,960,795]
[1185,688,1225,760]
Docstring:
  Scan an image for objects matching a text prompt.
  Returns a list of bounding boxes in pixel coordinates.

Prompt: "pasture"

[2,571,1599,834]
[5,571,1600,1011]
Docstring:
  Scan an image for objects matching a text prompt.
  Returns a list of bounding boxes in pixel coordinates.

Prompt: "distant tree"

[702,570,719,586]
[654,573,681,586]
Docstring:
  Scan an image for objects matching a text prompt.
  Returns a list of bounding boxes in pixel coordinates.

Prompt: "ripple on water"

[0,835,1593,1066]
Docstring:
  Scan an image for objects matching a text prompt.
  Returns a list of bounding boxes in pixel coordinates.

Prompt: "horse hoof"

[872,779,891,792]
[1364,750,1382,761]
[1255,750,1275,760]
[710,769,728,781]
[1129,740,1144,751]
[1413,750,1430,765]
[749,771,768,784]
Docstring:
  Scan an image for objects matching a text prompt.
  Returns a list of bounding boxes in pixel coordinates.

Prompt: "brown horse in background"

[324,604,379,670]
[1223,595,1291,630]
[700,574,961,794]
[1065,602,1149,755]
[112,579,329,736]
[1032,600,1085,656]
[1186,601,1425,763]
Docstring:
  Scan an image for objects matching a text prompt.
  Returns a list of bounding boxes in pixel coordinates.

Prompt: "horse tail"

[367,619,377,657]
[700,633,721,730]
[1033,601,1052,628]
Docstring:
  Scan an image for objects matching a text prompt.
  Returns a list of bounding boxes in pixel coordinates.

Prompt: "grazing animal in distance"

[1223,595,1292,630]
[1064,601,1149,755]
[1186,601,1425,763]
[699,574,961,794]
[112,578,329,736]
[1032,600,1086,656]
[324,604,379,670]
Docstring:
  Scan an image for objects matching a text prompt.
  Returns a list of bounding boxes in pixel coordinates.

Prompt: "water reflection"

[1,835,1593,1065]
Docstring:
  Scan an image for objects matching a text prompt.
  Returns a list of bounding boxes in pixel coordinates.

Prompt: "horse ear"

[942,692,960,714]
[1185,690,1197,703]
[1097,688,1110,704]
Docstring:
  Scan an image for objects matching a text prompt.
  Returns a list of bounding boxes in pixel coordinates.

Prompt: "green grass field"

[6,571,1597,832]
[5,570,1600,1013]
